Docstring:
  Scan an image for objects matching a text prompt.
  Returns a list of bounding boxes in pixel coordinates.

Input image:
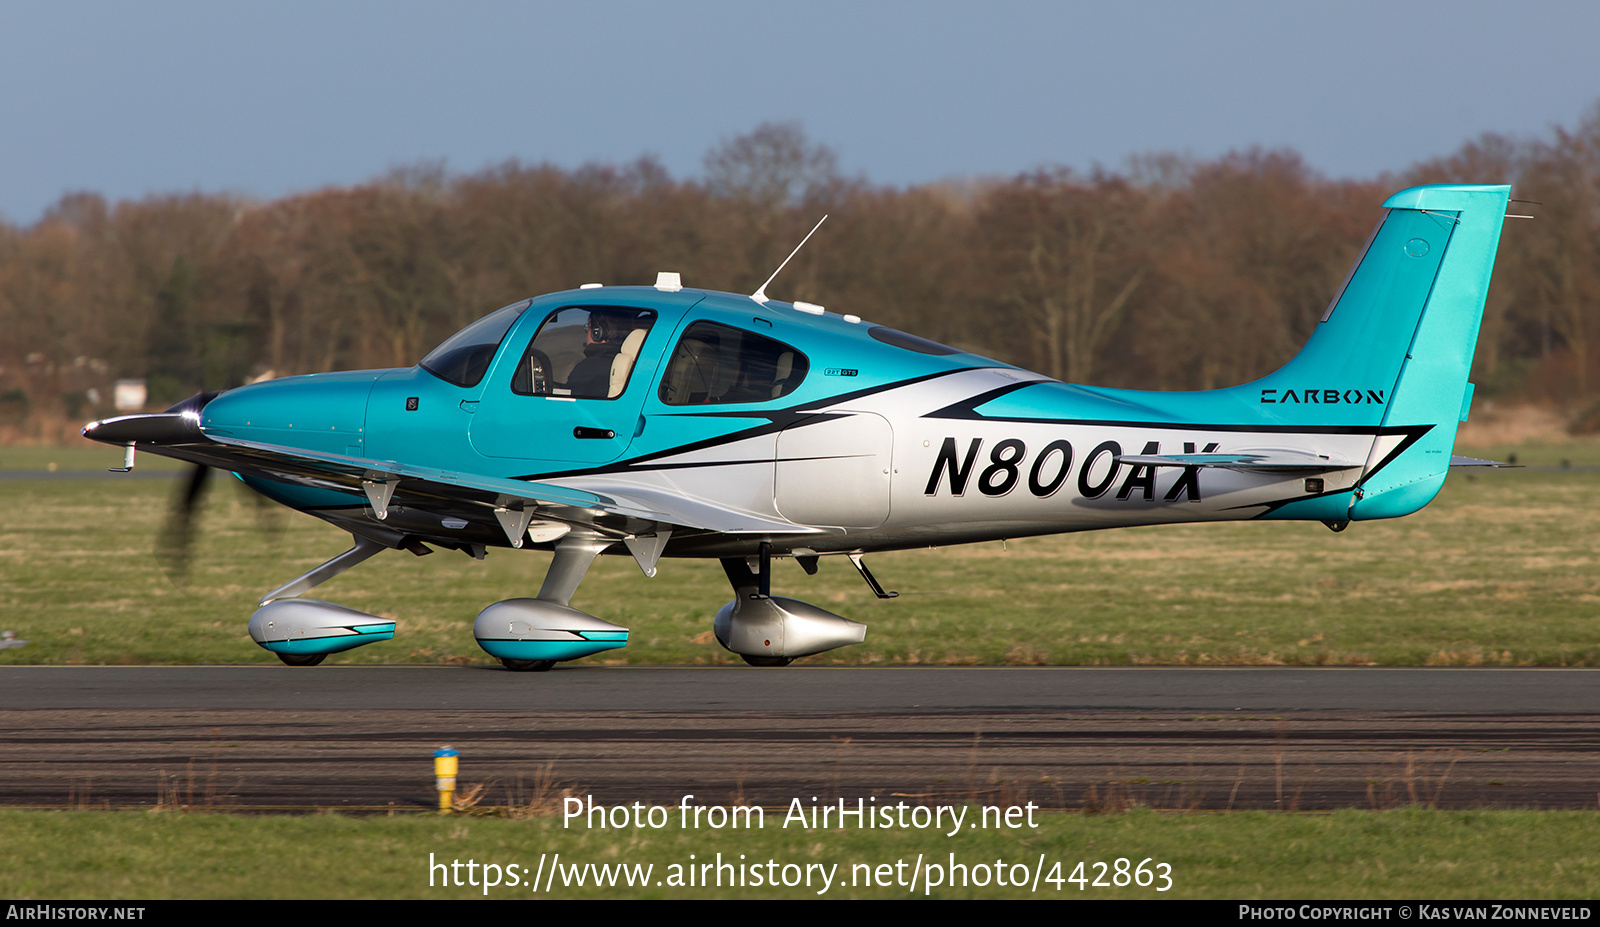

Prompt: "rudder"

[1349,185,1510,519]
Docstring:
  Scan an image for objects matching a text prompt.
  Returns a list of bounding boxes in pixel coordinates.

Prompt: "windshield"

[419,300,531,387]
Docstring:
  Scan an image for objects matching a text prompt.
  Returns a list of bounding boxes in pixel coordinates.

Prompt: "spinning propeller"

[157,462,211,582]
[86,389,281,582]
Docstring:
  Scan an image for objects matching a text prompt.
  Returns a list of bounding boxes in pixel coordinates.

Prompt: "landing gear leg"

[537,534,616,606]
[258,534,388,606]
[721,555,764,601]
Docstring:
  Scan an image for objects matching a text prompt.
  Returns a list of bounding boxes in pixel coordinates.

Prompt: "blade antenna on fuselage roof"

[751,215,827,304]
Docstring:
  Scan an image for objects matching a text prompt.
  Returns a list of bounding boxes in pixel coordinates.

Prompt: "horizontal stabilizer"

[1448,456,1519,468]
[1116,451,1361,472]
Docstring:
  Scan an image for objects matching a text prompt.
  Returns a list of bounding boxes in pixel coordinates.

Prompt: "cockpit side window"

[419,299,531,388]
[658,320,809,406]
[511,306,656,399]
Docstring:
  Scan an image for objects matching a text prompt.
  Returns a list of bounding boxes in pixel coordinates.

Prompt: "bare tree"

[980,170,1147,383]
[703,121,839,211]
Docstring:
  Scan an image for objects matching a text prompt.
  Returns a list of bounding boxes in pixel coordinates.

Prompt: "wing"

[83,410,815,552]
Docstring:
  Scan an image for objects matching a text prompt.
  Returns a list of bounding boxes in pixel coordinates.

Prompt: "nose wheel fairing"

[248,599,396,656]
[246,536,399,660]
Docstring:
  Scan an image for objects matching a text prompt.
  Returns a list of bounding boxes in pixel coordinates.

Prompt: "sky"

[1,0,1597,225]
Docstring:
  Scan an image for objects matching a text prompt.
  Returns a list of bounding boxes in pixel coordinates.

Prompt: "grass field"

[3,444,1600,667]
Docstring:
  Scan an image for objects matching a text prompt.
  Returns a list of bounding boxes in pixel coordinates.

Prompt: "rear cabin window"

[658,321,809,406]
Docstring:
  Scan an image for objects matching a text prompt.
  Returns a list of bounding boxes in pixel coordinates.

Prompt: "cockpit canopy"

[418,295,816,406]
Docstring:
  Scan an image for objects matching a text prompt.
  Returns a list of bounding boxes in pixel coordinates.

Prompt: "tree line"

[2,107,1597,442]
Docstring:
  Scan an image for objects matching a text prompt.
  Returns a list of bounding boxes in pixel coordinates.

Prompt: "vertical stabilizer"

[1248,184,1509,519]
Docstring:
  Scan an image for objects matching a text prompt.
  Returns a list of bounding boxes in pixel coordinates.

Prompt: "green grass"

[3,448,1600,667]
[1,808,1597,899]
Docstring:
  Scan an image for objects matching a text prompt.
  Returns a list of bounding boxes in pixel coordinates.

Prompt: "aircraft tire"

[740,655,795,667]
[277,652,327,667]
[501,658,556,672]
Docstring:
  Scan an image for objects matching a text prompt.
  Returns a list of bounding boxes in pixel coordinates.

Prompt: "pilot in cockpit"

[567,310,649,399]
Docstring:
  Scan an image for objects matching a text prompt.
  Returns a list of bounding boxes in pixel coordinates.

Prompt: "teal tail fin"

[1250,184,1510,520]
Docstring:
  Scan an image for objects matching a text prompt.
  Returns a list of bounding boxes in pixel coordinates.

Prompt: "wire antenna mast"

[751,215,828,304]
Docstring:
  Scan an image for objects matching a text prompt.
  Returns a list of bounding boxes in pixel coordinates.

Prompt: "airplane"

[83,183,1512,670]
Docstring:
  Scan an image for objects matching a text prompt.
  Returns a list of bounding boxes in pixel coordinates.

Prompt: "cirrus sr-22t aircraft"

[85,184,1512,670]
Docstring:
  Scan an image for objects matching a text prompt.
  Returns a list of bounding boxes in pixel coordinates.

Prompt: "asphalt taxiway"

[2,666,1596,811]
